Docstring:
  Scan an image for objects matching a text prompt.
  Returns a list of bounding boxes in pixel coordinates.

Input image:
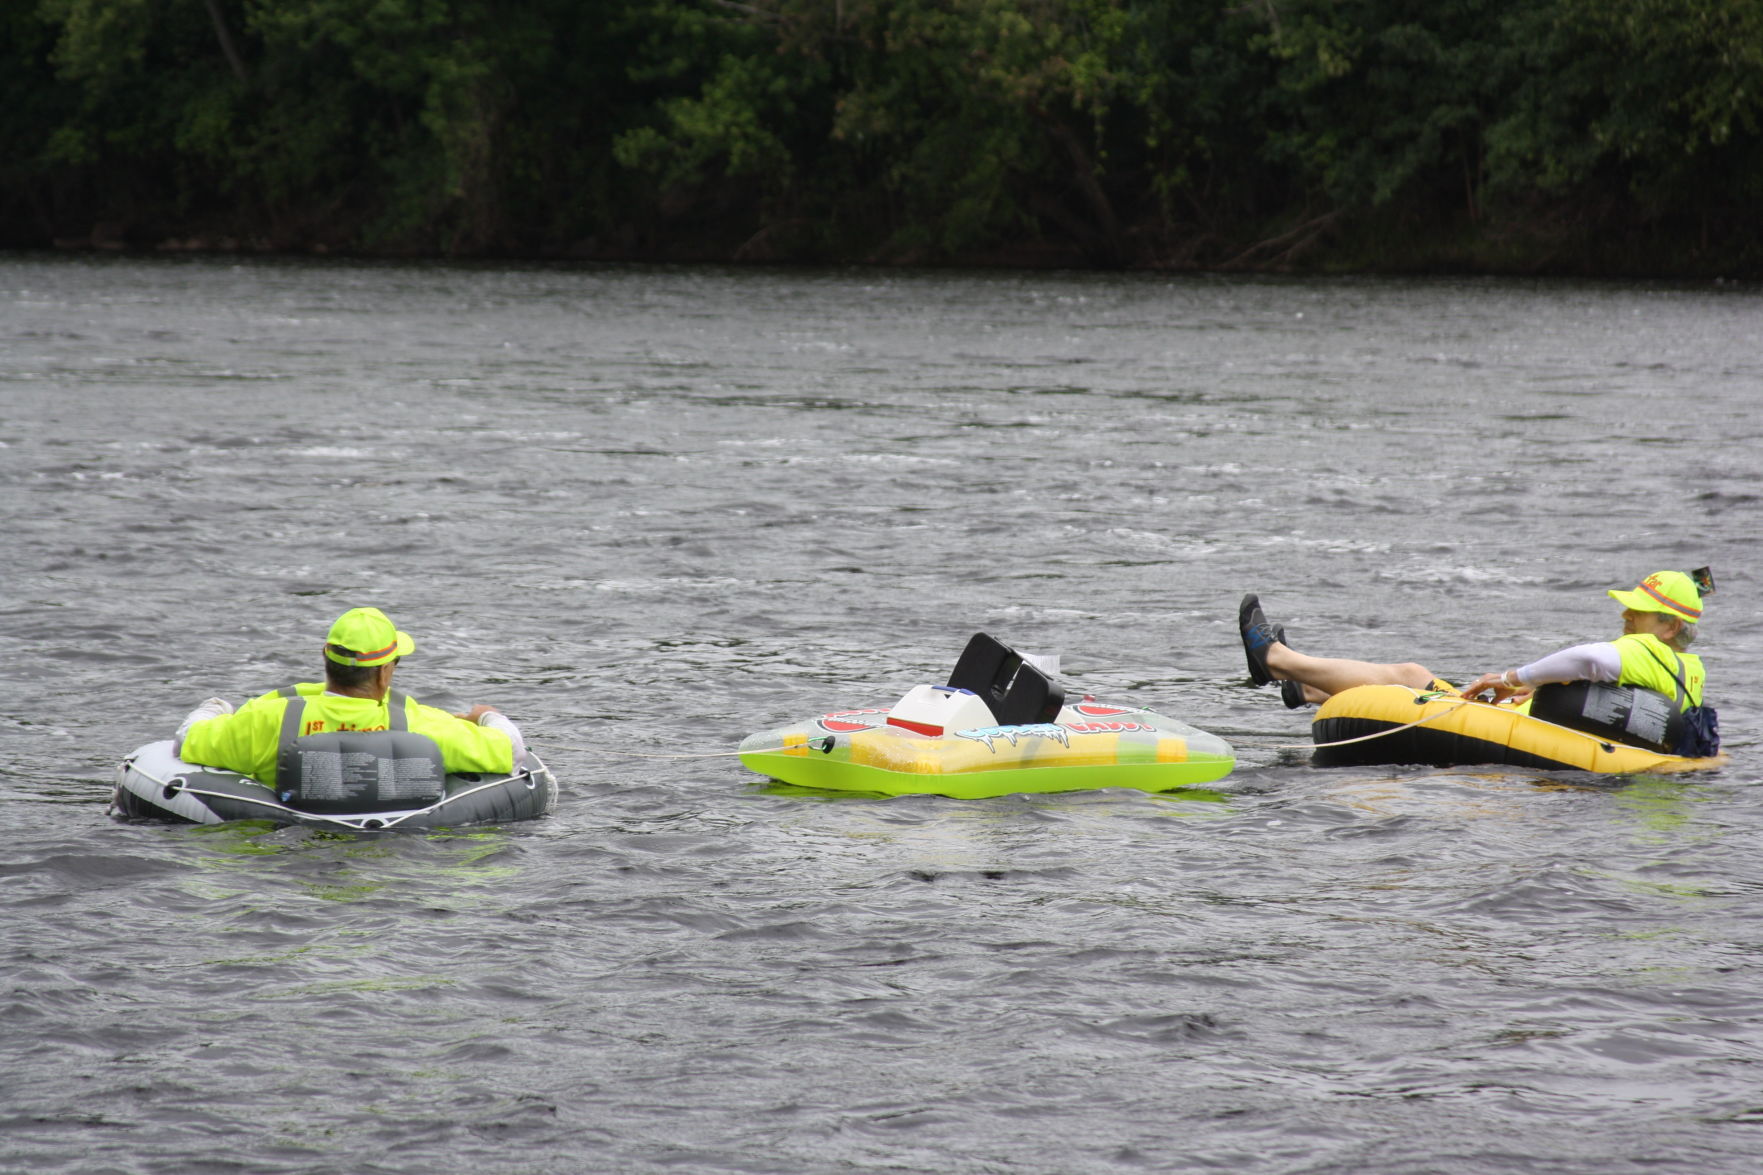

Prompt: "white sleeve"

[477,711,528,771]
[1514,643,1622,686]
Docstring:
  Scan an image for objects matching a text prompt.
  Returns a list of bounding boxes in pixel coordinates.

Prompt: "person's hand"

[1460,673,1529,704]
[454,704,502,724]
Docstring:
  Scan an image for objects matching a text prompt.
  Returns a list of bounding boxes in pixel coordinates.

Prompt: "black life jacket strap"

[1640,645,1690,710]
[278,693,307,752]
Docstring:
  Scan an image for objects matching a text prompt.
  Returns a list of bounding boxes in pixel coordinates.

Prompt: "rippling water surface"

[3,256,1762,1174]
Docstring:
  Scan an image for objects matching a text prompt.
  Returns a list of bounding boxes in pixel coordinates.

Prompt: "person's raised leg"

[1265,643,1434,698]
[1240,593,1433,702]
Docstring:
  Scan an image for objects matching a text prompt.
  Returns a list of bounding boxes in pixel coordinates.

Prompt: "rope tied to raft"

[1267,692,1474,750]
[539,737,835,760]
[545,689,1640,762]
[570,706,1481,760]
[1273,689,1632,754]
[555,702,1493,759]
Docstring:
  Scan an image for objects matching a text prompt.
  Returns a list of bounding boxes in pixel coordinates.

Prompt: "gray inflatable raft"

[112,739,558,831]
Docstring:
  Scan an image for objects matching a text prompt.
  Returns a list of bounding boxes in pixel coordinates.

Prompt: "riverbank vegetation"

[5,0,1760,274]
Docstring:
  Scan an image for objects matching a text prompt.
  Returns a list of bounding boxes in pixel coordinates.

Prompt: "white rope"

[154,781,371,829]
[547,695,1630,762]
[551,708,1482,760]
[539,741,827,760]
[138,765,548,830]
[1265,693,1476,750]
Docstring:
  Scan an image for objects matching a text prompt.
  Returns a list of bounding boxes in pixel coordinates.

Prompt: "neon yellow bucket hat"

[323,607,416,666]
[1608,571,1702,623]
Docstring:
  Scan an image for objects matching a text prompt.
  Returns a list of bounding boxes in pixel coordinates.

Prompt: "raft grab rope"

[1274,689,1625,754]
[1268,693,1475,750]
[131,763,548,831]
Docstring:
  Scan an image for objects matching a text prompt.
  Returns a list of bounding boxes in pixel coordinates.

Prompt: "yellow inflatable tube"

[1311,684,1724,773]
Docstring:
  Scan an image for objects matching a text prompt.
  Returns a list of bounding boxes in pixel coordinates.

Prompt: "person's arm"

[173,697,234,756]
[1513,642,1622,685]
[407,701,521,774]
[1461,642,1621,702]
[479,709,525,765]
[472,710,528,771]
[177,694,284,783]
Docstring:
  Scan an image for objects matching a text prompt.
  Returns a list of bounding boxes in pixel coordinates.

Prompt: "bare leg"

[1265,642,1434,699]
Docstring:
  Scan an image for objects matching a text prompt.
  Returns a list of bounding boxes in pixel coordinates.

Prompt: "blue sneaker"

[1239,594,1283,686]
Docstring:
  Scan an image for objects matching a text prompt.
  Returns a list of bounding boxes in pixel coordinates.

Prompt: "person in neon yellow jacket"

[177,607,524,786]
[1240,570,1708,712]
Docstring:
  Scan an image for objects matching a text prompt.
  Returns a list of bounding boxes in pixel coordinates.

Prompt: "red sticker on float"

[1071,703,1133,717]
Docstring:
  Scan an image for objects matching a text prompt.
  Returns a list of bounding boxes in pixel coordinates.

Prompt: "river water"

[3,255,1761,1174]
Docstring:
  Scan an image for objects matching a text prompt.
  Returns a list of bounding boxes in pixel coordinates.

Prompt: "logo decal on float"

[955,723,1071,752]
[1064,720,1154,734]
[1071,703,1135,717]
[817,709,887,733]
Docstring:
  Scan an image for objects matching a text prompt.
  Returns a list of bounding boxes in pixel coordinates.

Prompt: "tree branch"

[204,0,250,85]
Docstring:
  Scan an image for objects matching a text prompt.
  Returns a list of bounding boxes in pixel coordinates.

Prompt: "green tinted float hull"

[740,702,1234,798]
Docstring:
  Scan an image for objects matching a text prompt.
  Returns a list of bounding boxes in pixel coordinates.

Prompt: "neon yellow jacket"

[180,684,514,786]
[1613,633,1705,709]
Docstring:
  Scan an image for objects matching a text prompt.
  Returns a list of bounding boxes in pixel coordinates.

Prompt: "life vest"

[1612,634,1704,709]
[1528,636,1714,756]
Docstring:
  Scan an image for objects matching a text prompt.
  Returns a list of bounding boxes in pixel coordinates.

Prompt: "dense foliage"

[5,0,1761,272]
